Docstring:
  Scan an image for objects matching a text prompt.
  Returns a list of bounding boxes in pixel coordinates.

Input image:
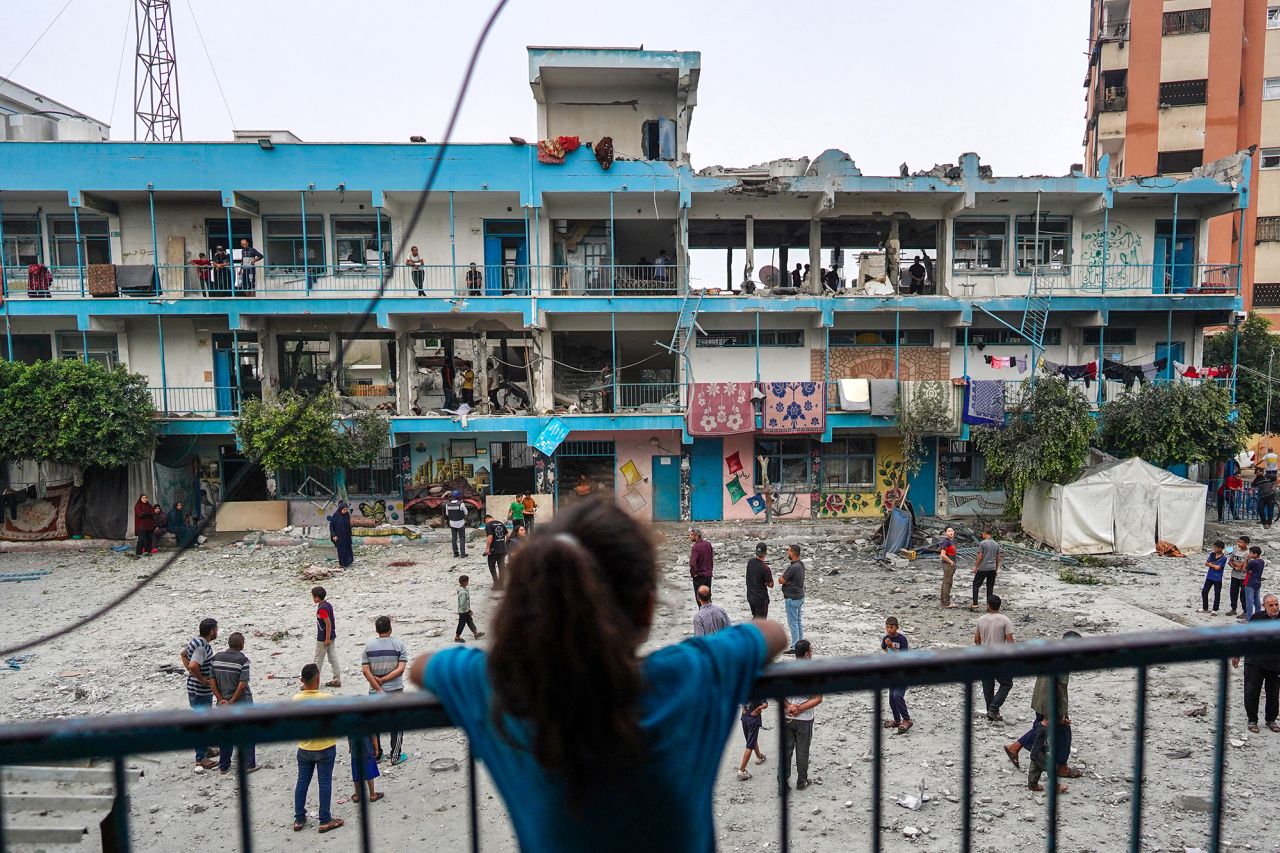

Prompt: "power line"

[181,0,236,130]
[0,0,512,660]
[6,0,77,79]
[108,0,133,131]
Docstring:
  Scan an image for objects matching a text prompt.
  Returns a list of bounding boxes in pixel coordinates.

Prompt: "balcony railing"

[147,386,241,416]
[613,382,683,412]
[0,623,1276,851]
[951,263,1240,297]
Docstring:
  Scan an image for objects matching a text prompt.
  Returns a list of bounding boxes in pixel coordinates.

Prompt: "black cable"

[0,0,512,659]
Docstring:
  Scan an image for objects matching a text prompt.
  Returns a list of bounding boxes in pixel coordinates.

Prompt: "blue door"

[1155,341,1185,381]
[651,455,681,521]
[483,221,528,296]
[1154,221,1196,294]
[690,438,723,521]
[906,437,937,516]
[213,349,234,415]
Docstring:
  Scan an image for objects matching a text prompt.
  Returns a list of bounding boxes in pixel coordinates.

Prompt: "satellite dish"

[759,265,780,287]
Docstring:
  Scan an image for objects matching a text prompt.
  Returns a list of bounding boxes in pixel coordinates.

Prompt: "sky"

[4,0,1092,177]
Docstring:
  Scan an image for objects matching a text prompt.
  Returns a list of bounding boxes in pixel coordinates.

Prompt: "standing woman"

[410,500,786,851]
[134,494,157,556]
[329,501,355,568]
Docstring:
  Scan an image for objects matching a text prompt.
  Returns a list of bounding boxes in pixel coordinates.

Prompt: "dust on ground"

[1,517,1277,853]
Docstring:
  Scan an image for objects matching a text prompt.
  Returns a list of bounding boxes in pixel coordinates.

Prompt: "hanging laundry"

[962,380,1005,426]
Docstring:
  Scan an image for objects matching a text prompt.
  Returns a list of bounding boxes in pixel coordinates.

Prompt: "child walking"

[1243,545,1266,620]
[454,576,486,643]
[1200,540,1226,614]
[736,697,768,780]
[881,616,912,734]
[349,734,383,803]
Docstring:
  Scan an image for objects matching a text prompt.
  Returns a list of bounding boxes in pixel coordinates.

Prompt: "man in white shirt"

[779,640,822,792]
[974,594,1015,721]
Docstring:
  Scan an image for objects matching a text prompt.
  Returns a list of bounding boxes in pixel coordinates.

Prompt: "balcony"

[147,386,242,417]
[950,263,1240,297]
[0,623,1276,850]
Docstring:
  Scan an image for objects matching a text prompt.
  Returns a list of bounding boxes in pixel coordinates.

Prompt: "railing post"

[1100,204,1109,295]
[108,755,132,853]
[148,189,161,296]
[355,735,372,852]
[1128,666,1148,853]
[376,203,385,293]
[449,190,457,292]
[158,314,169,414]
[779,701,790,852]
[961,681,973,853]
[871,689,883,853]
[232,328,243,413]
[1046,674,1059,853]
[73,204,85,297]
[467,744,481,853]
[1209,659,1228,853]
[609,191,616,295]
[235,744,254,853]
[301,190,310,295]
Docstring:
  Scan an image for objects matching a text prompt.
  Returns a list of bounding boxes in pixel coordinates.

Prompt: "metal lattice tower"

[133,0,183,141]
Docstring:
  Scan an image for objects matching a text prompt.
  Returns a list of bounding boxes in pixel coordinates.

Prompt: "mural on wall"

[412,454,489,495]
[1080,221,1142,289]
[534,451,553,495]
[817,438,907,518]
[618,458,647,514]
[949,493,1007,512]
[724,451,749,505]
[288,497,405,528]
[813,347,949,382]
[679,447,692,520]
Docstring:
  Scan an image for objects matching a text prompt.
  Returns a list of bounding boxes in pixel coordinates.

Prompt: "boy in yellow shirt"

[292,664,344,834]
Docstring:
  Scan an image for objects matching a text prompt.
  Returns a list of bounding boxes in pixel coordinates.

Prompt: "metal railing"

[147,386,241,416]
[614,382,683,411]
[1,624,1278,852]
[1021,263,1240,296]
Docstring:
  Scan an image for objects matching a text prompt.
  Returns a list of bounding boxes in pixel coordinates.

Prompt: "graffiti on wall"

[817,438,907,518]
[1080,221,1142,289]
[949,493,1007,512]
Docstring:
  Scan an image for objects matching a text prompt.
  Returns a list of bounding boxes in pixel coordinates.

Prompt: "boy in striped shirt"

[211,632,258,774]
[180,617,219,769]
[361,616,409,764]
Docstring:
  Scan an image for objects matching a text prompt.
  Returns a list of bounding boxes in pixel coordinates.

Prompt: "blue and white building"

[0,47,1249,526]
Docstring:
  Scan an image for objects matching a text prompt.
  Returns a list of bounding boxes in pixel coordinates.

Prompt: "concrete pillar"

[396,332,412,415]
[329,333,342,393]
[532,325,554,412]
[742,215,755,288]
[726,246,733,290]
[808,219,822,294]
[475,331,489,413]
[886,218,901,289]
[261,326,279,400]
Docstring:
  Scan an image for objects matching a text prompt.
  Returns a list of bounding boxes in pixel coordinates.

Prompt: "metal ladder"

[1019,274,1052,351]
[659,289,705,383]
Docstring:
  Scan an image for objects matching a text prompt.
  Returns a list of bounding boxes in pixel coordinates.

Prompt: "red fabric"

[27,264,51,296]
[1085,361,1097,380]
[686,383,755,436]
[134,500,156,533]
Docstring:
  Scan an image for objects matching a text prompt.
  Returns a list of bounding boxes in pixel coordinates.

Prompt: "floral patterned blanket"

[762,382,826,434]
[686,383,755,436]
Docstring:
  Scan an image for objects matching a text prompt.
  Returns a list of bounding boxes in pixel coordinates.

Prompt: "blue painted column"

[376,201,385,285]
[301,191,310,294]
[755,312,761,382]
[962,326,968,377]
[225,207,236,296]
[0,202,10,359]
[823,325,830,386]
[1232,324,1240,404]
[894,311,901,381]
[449,190,456,269]
[610,311,617,411]
[1170,192,1179,295]
[1100,205,1109,294]
[232,327,242,412]
[609,191,616,294]
[72,205,85,297]
[1097,324,1105,406]
[150,190,169,412]
[1166,309,1173,382]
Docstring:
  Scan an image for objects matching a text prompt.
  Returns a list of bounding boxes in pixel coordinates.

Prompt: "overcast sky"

[5,0,1090,177]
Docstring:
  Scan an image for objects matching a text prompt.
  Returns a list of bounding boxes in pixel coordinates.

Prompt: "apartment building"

[0,46,1248,526]
[1083,0,1279,315]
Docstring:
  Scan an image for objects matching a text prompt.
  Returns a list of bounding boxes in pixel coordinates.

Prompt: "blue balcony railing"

[1,623,1277,851]
[148,386,241,416]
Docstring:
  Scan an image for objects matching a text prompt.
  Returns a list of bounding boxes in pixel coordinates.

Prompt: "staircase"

[1019,274,1052,350]
[664,289,705,357]
[1,763,141,846]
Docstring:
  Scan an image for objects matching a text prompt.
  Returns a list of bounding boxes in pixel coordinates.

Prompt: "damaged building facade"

[0,46,1250,526]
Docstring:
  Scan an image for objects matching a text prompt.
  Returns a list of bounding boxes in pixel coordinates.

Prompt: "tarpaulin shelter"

[1021,457,1206,555]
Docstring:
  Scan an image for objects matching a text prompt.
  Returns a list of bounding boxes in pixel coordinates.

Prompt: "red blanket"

[686,383,755,436]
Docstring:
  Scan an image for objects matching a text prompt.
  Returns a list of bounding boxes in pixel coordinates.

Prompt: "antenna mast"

[133,0,183,141]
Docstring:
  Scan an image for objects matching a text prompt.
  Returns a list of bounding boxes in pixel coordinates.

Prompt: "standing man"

[778,544,806,654]
[1231,593,1280,734]
[692,585,732,637]
[361,615,410,764]
[779,639,821,792]
[521,493,538,533]
[654,249,672,282]
[908,256,927,294]
[971,528,1002,610]
[211,632,257,774]
[508,493,526,534]
[745,542,774,618]
[689,528,714,604]
[1264,446,1279,479]
[461,366,476,406]
[1004,631,1083,785]
[444,491,468,558]
[1259,474,1277,530]
[293,664,343,834]
[465,262,483,295]
[312,586,340,688]
[939,526,958,609]
[181,617,219,769]
[237,238,263,295]
[483,513,509,590]
[974,595,1015,721]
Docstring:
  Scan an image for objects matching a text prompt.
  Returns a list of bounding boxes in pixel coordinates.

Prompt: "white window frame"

[1268,6,1280,28]
[1265,77,1280,101]
[1262,148,1280,170]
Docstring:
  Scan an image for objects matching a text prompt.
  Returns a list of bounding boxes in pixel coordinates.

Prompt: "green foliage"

[972,376,1096,518]
[0,360,156,468]
[1204,314,1271,435]
[895,380,956,477]
[235,388,389,473]
[1058,566,1103,585]
[1099,381,1248,468]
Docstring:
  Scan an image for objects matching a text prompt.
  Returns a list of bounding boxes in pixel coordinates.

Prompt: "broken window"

[1162,8,1209,35]
[1159,79,1207,107]
[1269,6,1280,28]
[1098,70,1128,112]
[953,219,1007,272]
[58,332,119,368]
[1261,148,1280,170]
[278,335,332,394]
[48,215,111,265]
[945,440,992,491]
[830,329,934,347]
[263,216,323,275]
[955,328,1062,347]
[695,329,804,348]
[2,215,42,266]
[338,334,395,398]
[1082,327,1137,346]
[821,437,876,490]
[755,438,811,492]
[333,215,392,270]
[1156,149,1202,174]
[1257,217,1280,243]
[1015,216,1072,272]
[640,118,676,161]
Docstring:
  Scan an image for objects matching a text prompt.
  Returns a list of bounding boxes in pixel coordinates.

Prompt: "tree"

[972,376,1096,517]
[1204,313,1273,434]
[0,360,156,469]
[1099,381,1249,467]
[895,380,957,478]
[235,388,389,474]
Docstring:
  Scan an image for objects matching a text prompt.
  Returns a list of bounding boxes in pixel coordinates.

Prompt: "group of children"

[1202,535,1267,619]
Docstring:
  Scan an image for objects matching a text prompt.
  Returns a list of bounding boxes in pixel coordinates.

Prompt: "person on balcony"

[211,245,232,296]
[654,249,672,282]
[908,256,927,294]
[465,262,483,295]
[237,238,263,295]
[407,245,426,295]
[410,500,787,852]
[191,252,212,295]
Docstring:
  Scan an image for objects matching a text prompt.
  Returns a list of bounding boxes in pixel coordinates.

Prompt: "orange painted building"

[1084,0,1272,311]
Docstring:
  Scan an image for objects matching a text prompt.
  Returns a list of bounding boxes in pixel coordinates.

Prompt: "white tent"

[1021,457,1207,555]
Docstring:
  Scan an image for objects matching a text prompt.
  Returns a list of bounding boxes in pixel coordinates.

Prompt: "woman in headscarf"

[134,494,157,556]
[329,501,355,568]
[168,500,195,548]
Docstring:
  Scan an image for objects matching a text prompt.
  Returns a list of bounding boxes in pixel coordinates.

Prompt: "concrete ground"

[0,518,1277,852]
